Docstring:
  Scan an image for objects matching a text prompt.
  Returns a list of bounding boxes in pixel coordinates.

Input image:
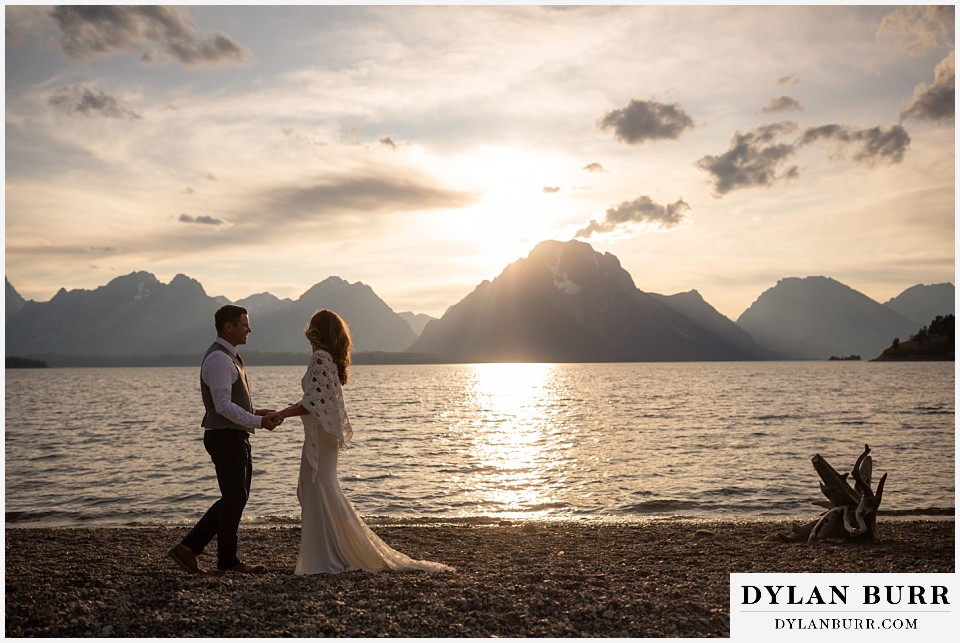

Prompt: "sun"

[435,144,587,266]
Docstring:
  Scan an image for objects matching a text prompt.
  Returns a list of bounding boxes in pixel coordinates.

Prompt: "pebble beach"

[4,519,954,638]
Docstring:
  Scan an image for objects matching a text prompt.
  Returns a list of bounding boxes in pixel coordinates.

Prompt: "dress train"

[296,422,452,574]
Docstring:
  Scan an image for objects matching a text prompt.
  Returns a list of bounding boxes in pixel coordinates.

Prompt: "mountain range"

[737,276,932,360]
[883,283,956,327]
[409,240,773,361]
[5,240,953,362]
[5,273,414,357]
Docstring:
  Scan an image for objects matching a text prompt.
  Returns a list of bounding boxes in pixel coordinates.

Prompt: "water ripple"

[4,362,955,526]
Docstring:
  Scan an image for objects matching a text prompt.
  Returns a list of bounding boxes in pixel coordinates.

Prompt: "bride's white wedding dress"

[295,349,452,575]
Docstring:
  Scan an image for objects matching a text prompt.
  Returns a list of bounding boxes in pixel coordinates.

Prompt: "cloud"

[778,74,800,86]
[575,195,690,238]
[543,186,560,193]
[49,5,252,68]
[179,214,226,226]
[5,6,50,46]
[48,85,141,120]
[696,122,800,196]
[800,124,911,164]
[257,173,477,224]
[901,51,955,123]
[877,5,954,55]
[698,121,912,196]
[760,96,803,114]
[380,137,397,150]
[583,163,605,172]
[597,99,694,144]
[104,171,481,262]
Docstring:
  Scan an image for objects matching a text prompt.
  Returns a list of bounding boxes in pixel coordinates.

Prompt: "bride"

[274,310,452,575]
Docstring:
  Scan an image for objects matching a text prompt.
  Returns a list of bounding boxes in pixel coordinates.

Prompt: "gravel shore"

[4,519,954,638]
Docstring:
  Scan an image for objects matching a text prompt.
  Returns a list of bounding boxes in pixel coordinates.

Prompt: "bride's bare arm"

[278,403,308,419]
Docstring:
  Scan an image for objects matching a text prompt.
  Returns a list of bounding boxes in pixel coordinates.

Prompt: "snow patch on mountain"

[553,277,582,294]
[549,245,583,294]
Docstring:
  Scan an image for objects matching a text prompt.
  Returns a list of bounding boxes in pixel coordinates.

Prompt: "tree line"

[892,314,954,349]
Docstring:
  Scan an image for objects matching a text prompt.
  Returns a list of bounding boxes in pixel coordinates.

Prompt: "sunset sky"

[4,4,955,320]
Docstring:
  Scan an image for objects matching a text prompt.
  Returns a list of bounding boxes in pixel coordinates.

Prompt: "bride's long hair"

[304,310,351,384]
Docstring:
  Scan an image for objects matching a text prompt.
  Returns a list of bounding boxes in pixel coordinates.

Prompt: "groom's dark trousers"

[181,428,251,570]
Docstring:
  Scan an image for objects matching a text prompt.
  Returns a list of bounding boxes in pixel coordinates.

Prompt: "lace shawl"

[300,350,353,481]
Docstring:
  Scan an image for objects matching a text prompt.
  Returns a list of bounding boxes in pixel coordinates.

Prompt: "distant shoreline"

[6,509,955,530]
[5,352,954,368]
[3,351,456,368]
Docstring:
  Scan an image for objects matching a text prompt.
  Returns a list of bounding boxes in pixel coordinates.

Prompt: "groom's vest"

[200,342,254,432]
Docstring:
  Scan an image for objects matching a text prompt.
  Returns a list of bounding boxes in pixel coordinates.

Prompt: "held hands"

[257,403,306,431]
[261,413,284,431]
[256,409,285,431]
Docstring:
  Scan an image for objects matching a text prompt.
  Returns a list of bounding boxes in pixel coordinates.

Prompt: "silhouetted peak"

[528,238,620,269]
[529,238,594,259]
[236,291,291,315]
[739,275,920,359]
[6,278,24,299]
[169,273,204,292]
[50,287,71,302]
[107,271,160,286]
[668,289,704,302]
[5,278,27,315]
[300,276,348,300]
[299,276,378,303]
[775,275,828,287]
[101,271,163,301]
[241,291,282,303]
[412,239,768,361]
[524,238,635,294]
[884,282,954,304]
[884,282,955,326]
[757,276,874,306]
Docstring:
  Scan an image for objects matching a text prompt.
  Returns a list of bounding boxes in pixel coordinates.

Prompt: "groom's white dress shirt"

[201,337,263,430]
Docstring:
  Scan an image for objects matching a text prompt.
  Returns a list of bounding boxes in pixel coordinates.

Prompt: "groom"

[169,305,282,575]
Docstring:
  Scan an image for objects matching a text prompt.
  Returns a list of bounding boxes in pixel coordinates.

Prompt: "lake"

[3,361,954,527]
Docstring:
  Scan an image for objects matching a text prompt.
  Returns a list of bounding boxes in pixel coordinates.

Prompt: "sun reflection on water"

[456,363,565,518]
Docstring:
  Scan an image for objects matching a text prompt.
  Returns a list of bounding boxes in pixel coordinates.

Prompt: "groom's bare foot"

[168,543,206,574]
[221,561,266,574]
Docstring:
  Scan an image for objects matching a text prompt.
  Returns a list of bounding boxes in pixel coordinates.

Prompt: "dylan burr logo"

[742,583,949,607]
[730,573,956,640]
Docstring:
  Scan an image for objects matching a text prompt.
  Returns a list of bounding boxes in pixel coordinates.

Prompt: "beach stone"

[521,524,537,534]
[694,529,715,538]
[3,522,955,638]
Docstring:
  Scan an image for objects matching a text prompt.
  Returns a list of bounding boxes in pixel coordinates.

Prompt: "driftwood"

[774,444,887,544]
